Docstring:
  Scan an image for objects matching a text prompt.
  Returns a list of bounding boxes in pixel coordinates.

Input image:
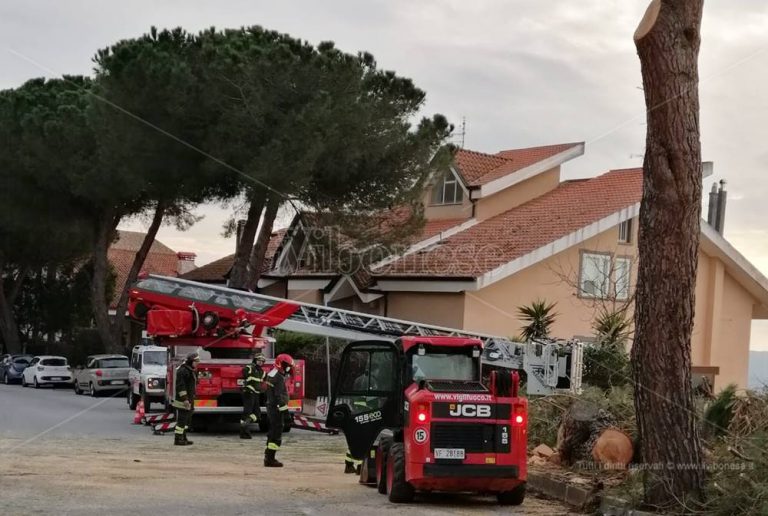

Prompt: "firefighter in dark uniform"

[172,352,200,446]
[263,353,294,467]
[240,353,267,439]
[344,369,379,473]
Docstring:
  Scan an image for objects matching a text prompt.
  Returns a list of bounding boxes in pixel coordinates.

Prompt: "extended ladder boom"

[132,275,583,395]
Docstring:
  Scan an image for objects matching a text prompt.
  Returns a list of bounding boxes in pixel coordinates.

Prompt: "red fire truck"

[127,275,305,425]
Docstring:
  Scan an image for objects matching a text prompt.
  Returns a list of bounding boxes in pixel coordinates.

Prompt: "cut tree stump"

[558,400,628,467]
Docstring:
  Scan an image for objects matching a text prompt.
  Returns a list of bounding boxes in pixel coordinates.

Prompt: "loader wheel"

[376,437,393,494]
[386,443,414,503]
[497,483,526,506]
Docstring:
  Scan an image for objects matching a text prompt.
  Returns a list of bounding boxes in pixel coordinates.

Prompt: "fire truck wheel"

[386,443,414,503]
[128,390,138,410]
[497,483,526,505]
[376,437,393,494]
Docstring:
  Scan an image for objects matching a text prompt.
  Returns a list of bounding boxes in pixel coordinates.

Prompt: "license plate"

[51,377,63,381]
[434,448,465,459]
[110,380,124,385]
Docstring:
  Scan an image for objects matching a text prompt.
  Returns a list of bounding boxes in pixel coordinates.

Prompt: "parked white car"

[22,356,73,388]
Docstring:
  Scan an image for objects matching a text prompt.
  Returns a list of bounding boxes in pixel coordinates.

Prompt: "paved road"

[0,383,144,439]
[0,384,574,515]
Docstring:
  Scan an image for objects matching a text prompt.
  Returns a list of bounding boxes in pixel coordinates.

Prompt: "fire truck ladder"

[134,275,583,396]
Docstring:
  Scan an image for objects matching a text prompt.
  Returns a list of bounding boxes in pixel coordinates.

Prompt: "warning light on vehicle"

[416,404,428,423]
[514,414,524,424]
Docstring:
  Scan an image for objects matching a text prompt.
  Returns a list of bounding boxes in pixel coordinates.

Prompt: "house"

[184,143,768,390]
[108,230,197,309]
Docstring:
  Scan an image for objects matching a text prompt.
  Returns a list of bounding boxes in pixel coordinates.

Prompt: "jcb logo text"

[449,404,491,418]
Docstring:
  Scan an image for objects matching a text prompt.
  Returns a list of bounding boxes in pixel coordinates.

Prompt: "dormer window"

[431,170,464,205]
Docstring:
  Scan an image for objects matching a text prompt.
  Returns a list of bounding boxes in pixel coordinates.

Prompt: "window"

[614,258,631,300]
[618,219,632,244]
[580,252,632,300]
[431,170,464,205]
[41,358,67,367]
[580,253,611,298]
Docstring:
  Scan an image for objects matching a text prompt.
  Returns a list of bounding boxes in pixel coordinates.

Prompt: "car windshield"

[41,358,67,367]
[411,353,478,382]
[143,351,166,366]
[13,358,30,365]
[100,358,129,368]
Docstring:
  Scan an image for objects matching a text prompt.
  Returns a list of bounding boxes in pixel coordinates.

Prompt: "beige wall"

[462,227,638,340]
[386,292,465,328]
[474,167,561,221]
[260,281,286,299]
[710,272,753,390]
[422,188,473,221]
[288,289,324,305]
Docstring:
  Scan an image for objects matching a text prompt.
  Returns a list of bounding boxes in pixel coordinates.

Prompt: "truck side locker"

[326,340,402,460]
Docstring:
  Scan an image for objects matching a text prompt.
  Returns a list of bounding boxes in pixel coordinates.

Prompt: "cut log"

[592,428,634,469]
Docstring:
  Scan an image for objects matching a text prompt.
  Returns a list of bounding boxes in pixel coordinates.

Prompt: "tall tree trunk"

[0,261,29,354]
[228,188,266,290]
[45,266,56,353]
[110,201,167,351]
[91,212,120,353]
[632,0,705,509]
[247,196,280,291]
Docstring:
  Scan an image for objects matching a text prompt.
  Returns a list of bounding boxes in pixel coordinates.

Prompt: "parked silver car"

[72,354,130,397]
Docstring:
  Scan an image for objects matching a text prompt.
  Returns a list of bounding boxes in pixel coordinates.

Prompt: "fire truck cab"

[327,336,527,505]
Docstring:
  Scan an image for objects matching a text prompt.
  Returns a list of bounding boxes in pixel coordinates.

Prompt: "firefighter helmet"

[274,353,294,373]
[253,353,266,364]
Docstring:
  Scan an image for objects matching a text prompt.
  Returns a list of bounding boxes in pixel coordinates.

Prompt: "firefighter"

[344,369,379,474]
[263,353,294,467]
[240,353,267,439]
[172,352,200,446]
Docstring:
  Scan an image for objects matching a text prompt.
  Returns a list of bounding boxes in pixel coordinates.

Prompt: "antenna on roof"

[448,116,466,148]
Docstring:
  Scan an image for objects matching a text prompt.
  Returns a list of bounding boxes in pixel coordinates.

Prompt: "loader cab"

[326,340,403,458]
[405,337,483,386]
[327,336,485,459]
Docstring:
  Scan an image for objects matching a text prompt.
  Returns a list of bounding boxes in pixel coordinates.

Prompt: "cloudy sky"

[3,1,768,350]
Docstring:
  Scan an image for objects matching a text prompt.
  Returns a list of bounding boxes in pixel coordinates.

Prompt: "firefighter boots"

[344,461,356,474]
[174,434,185,446]
[182,433,194,445]
[240,427,252,439]
[264,449,283,467]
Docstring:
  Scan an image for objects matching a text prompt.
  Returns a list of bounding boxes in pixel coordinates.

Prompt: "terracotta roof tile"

[454,142,583,187]
[108,248,179,308]
[110,230,176,254]
[180,230,287,284]
[374,168,642,278]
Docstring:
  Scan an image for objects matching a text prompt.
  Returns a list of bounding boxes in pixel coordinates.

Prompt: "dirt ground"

[0,429,575,515]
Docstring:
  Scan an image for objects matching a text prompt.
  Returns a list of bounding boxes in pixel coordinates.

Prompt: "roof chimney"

[176,252,197,276]
[715,179,727,234]
[707,182,718,227]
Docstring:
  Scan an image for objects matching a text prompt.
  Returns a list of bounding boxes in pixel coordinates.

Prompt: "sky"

[3,1,768,350]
